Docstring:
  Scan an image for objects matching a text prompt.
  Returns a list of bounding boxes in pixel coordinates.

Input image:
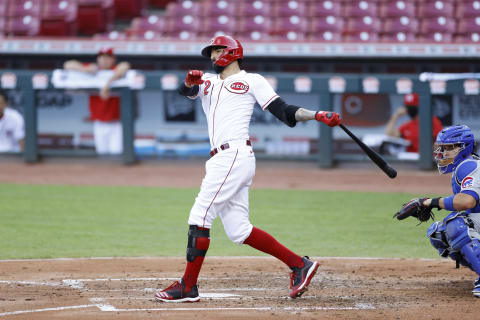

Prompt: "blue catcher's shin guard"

[461,239,480,276]
[445,217,480,275]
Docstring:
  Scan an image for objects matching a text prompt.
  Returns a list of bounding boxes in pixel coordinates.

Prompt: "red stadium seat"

[454,32,480,43]
[343,31,379,42]
[234,31,271,41]
[418,32,453,42]
[271,1,307,17]
[418,1,454,18]
[378,1,415,18]
[456,1,480,19]
[165,30,198,40]
[309,16,344,32]
[5,16,40,36]
[306,30,342,42]
[0,17,6,34]
[457,17,480,33]
[236,1,271,17]
[129,15,166,33]
[149,0,175,9]
[271,31,307,41]
[114,0,147,20]
[380,32,416,42]
[306,1,343,18]
[77,0,114,35]
[237,16,272,33]
[383,16,419,33]
[344,1,378,17]
[165,1,200,17]
[40,0,78,36]
[202,15,237,34]
[0,2,8,17]
[419,17,456,34]
[165,15,200,33]
[7,1,42,17]
[93,30,129,40]
[345,16,381,33]
[271,16,309,34]
[200,0,237,17]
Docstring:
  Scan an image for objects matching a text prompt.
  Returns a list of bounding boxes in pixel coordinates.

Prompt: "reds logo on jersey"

[226,80,249,94]
[462,176,474,189]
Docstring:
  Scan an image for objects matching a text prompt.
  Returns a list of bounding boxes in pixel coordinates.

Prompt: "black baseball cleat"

[154,278,200,303]
[289,256,319,298]
[473,277,480,298]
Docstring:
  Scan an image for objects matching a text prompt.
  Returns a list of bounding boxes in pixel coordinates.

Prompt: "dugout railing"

[4,70,475,170]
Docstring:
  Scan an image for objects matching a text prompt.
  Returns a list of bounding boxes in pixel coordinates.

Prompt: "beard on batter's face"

[212,61,225,74]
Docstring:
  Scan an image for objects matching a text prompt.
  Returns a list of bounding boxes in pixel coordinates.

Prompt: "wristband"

[430,197,441,210]
[443,195,455,211]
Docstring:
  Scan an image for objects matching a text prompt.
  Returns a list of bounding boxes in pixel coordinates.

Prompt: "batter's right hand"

[185,70,204,87]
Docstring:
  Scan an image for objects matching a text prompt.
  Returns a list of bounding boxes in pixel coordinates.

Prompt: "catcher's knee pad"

[427,221,449,257]
[445,217,471,250]
[186,225,210,262]
[461,239,480,275]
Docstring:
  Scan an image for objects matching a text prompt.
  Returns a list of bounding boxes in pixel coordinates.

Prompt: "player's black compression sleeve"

[266,97,299,128]
[178,83,199,97]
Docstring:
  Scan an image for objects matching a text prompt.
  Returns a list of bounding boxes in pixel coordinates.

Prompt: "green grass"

[0,184,442,259]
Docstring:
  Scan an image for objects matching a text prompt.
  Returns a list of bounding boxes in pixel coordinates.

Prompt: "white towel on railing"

[51,69,144,89]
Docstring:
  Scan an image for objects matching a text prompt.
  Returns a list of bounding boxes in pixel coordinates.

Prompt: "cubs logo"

[226,80,249,94]
[461,176,474,189]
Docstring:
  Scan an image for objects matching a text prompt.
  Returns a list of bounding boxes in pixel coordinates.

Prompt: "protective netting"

[467,213,480,235]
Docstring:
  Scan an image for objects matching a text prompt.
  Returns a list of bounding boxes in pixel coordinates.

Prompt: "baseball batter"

[154,35,341,302]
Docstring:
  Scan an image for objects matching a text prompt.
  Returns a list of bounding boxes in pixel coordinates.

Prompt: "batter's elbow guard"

[178,83,199,97]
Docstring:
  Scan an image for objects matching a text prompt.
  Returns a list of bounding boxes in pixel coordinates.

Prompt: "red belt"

[210,140,252,157]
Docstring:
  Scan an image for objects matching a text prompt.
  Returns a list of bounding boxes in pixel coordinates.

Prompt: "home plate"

[200,293,242,299]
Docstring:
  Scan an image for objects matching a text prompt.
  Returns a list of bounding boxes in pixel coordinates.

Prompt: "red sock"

[183,227,210,291]
[244,226,304,269]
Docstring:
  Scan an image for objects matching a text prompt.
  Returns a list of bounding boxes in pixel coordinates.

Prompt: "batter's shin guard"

[186,225,210,262]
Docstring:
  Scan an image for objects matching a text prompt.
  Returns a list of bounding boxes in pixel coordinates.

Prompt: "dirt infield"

[1,257,479,319]
[1,159,478,319]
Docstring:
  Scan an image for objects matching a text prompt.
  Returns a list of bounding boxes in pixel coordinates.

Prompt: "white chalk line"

[0,256,445,262]
[0,280,61,286]
[89,298,375,312]
[0,304,95,317]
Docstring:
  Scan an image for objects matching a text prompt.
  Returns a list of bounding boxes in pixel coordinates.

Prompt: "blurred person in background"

[0,89,24,153]
[385,93,443,153]
[63,48,130,155]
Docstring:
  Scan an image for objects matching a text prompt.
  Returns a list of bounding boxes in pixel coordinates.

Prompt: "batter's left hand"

[315,111,341,127]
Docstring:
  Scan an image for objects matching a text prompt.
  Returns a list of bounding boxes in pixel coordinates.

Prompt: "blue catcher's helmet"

[434,125,475,174]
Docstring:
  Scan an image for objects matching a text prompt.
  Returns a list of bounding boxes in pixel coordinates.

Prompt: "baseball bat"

[339,124,397,179]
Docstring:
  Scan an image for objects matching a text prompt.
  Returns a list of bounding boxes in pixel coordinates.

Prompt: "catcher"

[394,125,480,298]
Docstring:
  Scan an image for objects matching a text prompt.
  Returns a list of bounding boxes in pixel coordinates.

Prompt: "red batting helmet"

[201,35,243,67]
[404,93,419,107]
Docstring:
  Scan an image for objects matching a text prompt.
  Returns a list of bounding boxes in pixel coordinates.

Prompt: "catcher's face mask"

[433,143,463,174]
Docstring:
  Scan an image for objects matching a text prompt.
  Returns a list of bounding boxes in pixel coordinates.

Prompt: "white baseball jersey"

[190,70,278,148]
[187,70,280,243]
[0,107,24,152]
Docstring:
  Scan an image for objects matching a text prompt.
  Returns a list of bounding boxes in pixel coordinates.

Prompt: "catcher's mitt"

[393,198,435,223]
